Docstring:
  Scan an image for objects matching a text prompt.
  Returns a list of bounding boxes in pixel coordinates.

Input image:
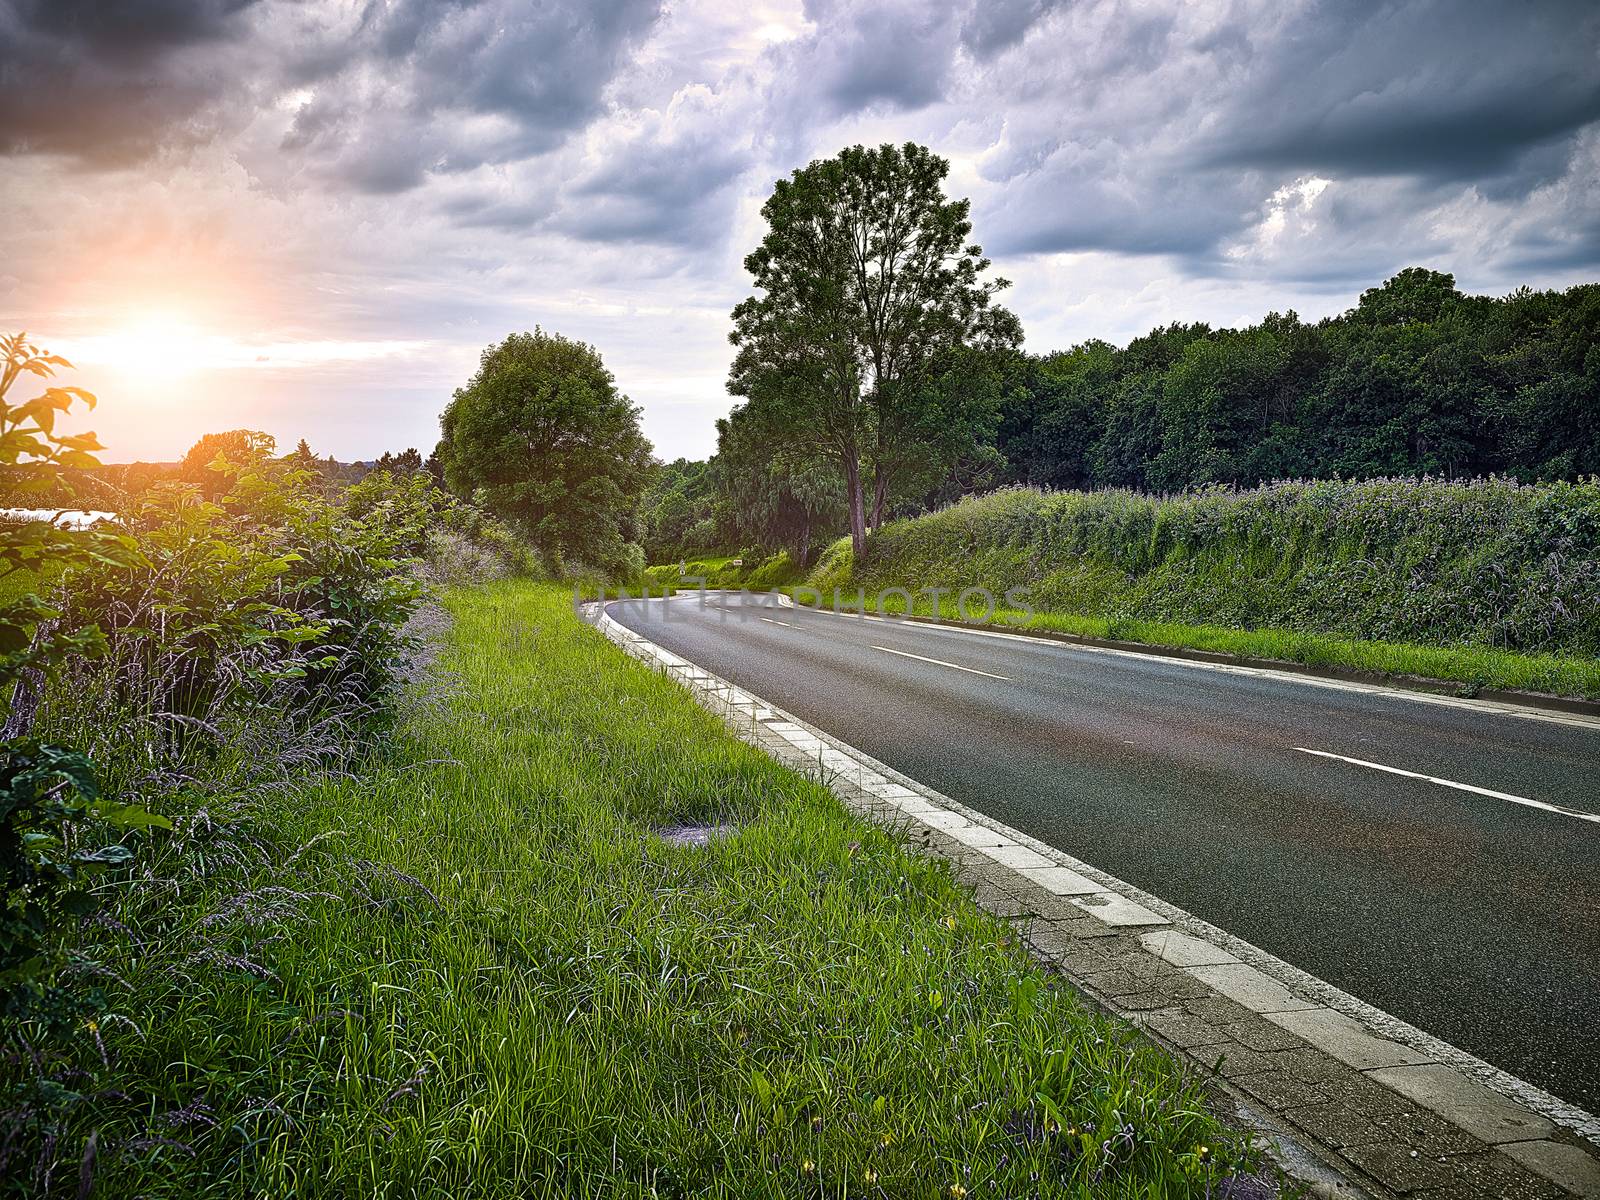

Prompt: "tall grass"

[3,582,1251,1197]
[804,478,1600,698]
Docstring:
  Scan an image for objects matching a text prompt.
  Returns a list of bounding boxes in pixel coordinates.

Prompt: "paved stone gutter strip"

[587,602,1600,1200]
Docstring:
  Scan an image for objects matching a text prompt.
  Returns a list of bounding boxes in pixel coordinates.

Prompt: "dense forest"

[641,268,1600,564]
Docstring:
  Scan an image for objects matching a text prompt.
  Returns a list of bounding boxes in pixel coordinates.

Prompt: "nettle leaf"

[89,802,172,831]
[73,844,135,868]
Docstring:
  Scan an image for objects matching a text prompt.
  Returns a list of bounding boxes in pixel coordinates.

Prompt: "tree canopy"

[664,267,1599,569]
[436,330,653,572]
[728,142,1018,557]
[998,271,1600,491]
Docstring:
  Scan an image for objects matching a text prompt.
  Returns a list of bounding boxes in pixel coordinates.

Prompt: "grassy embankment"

[641,552,803,592]
[13,580,1249,1197]
[792,479,1600,701]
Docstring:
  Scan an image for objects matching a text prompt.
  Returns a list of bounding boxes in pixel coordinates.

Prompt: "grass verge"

[6,579,1251,1197]
[784,586,1600,701]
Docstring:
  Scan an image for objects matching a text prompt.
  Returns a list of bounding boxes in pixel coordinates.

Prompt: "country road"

[604,591,1600,1112]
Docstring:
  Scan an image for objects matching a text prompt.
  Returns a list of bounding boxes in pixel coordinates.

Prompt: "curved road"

[605,592,1600,1111]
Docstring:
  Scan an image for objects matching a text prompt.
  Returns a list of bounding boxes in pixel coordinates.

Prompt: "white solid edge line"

[759,616,792,627]
[773,598,1600,733]
[871,644,1013,681]
[1293,746,1600,825]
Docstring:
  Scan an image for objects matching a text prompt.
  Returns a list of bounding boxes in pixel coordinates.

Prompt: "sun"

[83,314,233,379]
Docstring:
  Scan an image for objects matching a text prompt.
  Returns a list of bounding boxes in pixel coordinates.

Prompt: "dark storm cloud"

[5,0,1599,284]
[0,0,663,186]
[789,0,963,114]
[0,0,261,159]
[1200,0,1600,186]
[554,122,753,247]
[976,0,1600,276]
[271,0,665,191]
[960,0,1058,59]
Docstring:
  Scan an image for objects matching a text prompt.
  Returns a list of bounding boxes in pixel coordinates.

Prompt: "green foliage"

[64,439,429,731]
[0,742,168,1029]
[343,467,538,583]
[0,335,161,1026]
[1000,272,1600,491]
[713,403,846,566]
[177,429,275,498]
[639,550,803,591]
[637,457,721,562]
[436,328,653,575]
[2,581,1254,1196]
[805,477,1600,695]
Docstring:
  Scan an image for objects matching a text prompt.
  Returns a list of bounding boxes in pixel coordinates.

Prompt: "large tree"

[436,329,652,570]
[729,143,1017,558]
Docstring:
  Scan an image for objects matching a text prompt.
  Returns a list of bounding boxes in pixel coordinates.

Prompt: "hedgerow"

[822,477,1600,657]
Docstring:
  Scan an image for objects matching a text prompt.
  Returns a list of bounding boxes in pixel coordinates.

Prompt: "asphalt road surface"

[604,591,1600,1112]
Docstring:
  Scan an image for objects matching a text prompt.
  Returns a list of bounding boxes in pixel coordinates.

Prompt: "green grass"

[643,551,803,592]
[788,586,1600,700]
[7,580,1250,1197]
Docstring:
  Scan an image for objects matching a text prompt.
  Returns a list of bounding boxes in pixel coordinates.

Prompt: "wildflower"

[879,1133,894,1148]
[1195,1144,1210,1161]
[801,1159,815,1175]
[949,1185,967,1198]
[863,1169,879,1185]
[810,1115,822,1131]
[945,916,958,930]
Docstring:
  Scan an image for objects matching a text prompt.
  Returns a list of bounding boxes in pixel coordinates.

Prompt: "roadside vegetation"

[9,581,1256,1196]
[642,265,1600,569]
[792,479,1600,699]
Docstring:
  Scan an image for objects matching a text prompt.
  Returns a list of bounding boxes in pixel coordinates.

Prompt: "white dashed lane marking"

[871,645,1013,681]
[1293,746,1600,825]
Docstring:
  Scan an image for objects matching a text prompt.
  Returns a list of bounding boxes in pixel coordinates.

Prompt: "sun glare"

[69,315,232,380]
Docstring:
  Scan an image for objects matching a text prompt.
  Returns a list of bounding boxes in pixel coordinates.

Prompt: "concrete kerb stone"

[584,601,1600,1198]
[1367,1065,1558,1146]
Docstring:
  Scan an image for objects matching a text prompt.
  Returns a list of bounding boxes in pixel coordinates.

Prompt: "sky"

[2,0,1598,464]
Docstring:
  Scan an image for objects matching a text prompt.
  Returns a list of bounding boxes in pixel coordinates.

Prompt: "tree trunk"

[844,454,867,559]
[870,467,888,531]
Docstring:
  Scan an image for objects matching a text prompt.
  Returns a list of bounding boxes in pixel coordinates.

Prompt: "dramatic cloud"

[1202,0,1600,185]
[0,0,260,160]
[0,0,1595,462]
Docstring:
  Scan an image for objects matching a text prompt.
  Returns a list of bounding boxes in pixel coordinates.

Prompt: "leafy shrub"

[822,478,1600,656]
[342,467,538,582]
[0,335,167,1028]
[54,443,434,792]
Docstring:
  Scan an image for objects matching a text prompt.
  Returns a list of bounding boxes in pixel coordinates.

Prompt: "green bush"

[343,467,539,583]
[0,335,167,1030]
[814,478,1600,656]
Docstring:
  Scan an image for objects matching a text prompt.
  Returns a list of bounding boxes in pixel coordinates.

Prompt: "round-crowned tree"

[436,329,653,571]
